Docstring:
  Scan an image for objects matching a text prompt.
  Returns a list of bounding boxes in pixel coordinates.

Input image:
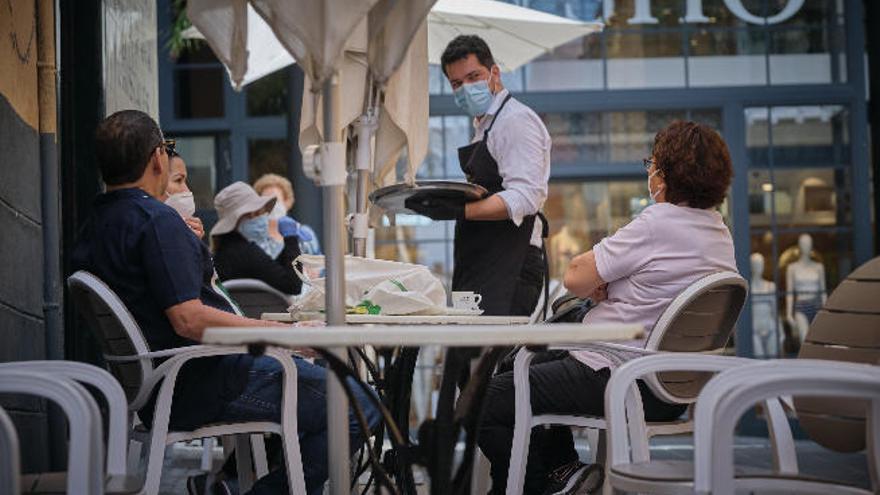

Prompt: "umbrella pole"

[322,75,351,495]
[353,110,377,258]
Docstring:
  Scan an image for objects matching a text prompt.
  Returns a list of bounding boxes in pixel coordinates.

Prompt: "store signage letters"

[603,0,806,25]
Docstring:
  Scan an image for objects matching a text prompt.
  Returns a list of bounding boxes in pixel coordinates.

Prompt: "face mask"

[647,169,664,202]
[453,74,494,117]
[267,200,287,220]
[238,215,270,243]
[238,214,284,259]
[165,192,195,218]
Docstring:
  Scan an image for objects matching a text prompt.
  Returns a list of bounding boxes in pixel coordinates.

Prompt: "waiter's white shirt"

[473,88,551,247]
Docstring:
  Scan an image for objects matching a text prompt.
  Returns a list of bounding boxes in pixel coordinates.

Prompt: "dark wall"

[867,0,880,251]
[0,6,49,470]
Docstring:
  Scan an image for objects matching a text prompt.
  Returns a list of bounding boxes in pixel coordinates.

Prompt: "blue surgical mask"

[238,214,283,259]
[238,214,270,242]
[453,76,494,117]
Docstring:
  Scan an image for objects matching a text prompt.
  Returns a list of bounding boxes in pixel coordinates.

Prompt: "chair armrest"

[605,354,754,468]
[0,407,19,495]
[132,345,253,409]
[693,360,880,493]
[0,361,129,477]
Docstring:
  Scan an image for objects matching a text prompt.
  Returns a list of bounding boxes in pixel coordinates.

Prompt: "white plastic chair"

[605,357,880,494]
[604,354,795,494]
[68,270,306,495]
[0,360,147,493]
[221,278,293,319]
[505,271,747,495]
[0,406,20,495]
[0,371,104,494]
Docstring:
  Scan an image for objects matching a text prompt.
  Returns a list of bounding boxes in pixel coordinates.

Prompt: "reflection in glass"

[745,105,849,167]
[248,139,289,183]
[246,68,289,116]
[544,180,645,278]
[174,136,216,211]
[175,68,225,119]
[606,32,685,89]
[747,168,851,229]
[608,110,687,162]
[688,29,767,87]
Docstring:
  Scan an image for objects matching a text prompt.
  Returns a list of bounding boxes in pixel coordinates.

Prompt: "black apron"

[452,94,548,316]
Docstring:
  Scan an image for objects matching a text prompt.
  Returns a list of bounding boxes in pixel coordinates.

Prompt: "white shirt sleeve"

[487,108,551,226]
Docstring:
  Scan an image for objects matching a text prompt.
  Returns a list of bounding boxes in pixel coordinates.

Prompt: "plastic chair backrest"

[68,270,153,406]
[0,406,20,495]
[222,278,292,319]
[795,256,880,453]
[644,271,748,404]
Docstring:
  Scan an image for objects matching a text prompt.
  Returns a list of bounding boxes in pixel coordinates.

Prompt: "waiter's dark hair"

[95,109,164,185]
[652,120,733,209]
[441,35,496,77]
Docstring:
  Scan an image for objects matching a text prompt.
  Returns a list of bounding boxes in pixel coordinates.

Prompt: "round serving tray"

[369,180,488,215]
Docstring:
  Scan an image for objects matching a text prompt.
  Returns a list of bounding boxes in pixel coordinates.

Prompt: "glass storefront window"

[174,136,217,211]
[175,67,225,119]
[246,68,289,116]
[746,105,849,167]
[688,28,768,87]
[748,168,851,229]
[247,139,289,183]
[544,180,645,279]
[606,32,685,89]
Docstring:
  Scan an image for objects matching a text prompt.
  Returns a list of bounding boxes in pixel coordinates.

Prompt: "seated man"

[72,109,379,494]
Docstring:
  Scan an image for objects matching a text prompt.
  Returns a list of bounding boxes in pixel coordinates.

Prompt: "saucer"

[445,307,484,316]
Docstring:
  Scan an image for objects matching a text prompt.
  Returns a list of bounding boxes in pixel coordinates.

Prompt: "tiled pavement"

[158,434,869,494]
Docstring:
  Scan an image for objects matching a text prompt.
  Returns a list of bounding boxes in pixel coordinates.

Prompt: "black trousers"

[478,352,686,495]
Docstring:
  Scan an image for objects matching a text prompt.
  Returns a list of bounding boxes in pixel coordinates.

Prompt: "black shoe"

[187,473,209,495]
[186,474,238,495]
[542,461,604,495]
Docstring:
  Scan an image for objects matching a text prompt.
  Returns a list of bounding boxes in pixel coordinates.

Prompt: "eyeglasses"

[642,157,655,171]
[162,139,176,156]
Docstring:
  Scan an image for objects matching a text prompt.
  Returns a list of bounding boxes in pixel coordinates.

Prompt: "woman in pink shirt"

[478,121,737,495]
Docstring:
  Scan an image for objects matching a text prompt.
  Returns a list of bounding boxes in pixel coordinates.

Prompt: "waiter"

[406,35,551,316]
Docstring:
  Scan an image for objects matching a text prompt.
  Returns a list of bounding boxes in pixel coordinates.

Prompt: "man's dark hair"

[440,35,496,77]
[652,120,733,209]
[95,109,163,185]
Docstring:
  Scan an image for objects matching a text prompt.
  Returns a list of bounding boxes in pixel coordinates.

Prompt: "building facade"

[157,0,873,360]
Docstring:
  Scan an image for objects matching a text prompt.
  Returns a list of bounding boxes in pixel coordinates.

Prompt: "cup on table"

[451,291,482,311]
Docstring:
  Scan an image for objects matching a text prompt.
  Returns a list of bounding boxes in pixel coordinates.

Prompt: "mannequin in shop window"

[750,253,782,358]
[785,234,827,342]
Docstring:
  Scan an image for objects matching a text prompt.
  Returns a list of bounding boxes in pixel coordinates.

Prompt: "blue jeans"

[216,356,381,495]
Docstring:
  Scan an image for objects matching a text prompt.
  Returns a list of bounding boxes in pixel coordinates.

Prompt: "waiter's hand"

[405,195,465,221]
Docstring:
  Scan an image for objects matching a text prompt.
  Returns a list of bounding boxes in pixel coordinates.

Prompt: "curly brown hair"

[652,120,733,209]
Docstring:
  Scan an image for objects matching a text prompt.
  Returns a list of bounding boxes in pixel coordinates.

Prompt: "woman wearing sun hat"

[210,181,303,295]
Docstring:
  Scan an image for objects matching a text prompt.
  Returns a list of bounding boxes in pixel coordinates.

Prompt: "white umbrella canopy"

[184,0,603,87]
[428,0,603,72]
[187,0,380,89]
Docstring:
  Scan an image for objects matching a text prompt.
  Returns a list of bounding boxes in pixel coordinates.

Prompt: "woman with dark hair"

[163,146,205,239]
[478,121,738,495]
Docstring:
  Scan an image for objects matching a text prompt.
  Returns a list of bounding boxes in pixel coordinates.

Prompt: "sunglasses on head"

[162,139,176,156]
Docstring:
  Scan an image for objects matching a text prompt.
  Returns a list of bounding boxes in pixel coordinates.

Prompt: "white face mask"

[165,192,196,218]
[647,169,664,202]
[267,199,287,220]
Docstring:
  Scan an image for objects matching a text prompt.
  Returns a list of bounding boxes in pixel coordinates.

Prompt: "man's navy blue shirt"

[72,188,252,429]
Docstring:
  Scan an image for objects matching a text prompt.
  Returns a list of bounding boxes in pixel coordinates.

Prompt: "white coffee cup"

[452,291,482,310]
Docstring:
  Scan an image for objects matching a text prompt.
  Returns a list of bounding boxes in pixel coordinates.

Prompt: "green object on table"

[352,299,382,315]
